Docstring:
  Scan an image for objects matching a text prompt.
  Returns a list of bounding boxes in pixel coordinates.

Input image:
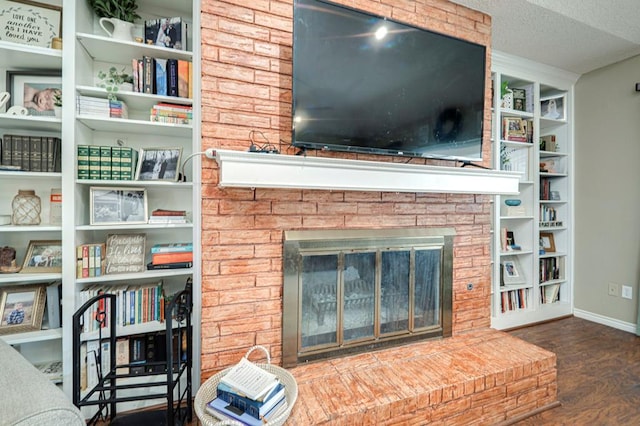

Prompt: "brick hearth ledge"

[287,328,558,425]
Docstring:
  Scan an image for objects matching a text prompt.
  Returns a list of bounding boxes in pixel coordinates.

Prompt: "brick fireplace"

[200,0,558,423]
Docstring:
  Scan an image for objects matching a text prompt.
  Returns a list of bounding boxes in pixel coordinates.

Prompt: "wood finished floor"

[509,316,640,425]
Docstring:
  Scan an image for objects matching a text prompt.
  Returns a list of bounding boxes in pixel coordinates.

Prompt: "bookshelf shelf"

[0,327,63,345]
[0,0,202,404]
[491,52,576,329]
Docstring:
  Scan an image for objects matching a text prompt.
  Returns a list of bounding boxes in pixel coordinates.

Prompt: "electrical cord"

[179,151,207,182]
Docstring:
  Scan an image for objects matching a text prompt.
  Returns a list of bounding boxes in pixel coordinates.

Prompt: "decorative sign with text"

[105,234,146,274]
[0,0,62,48]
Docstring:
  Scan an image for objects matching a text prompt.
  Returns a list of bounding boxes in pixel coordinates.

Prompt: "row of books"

[77,95,129,119]
[77,145,138,180]
[80,329,186,391]
[150,102,193,125]
[148,241,193,270]
[206,358,287,425]
[540,205,558,223]
[540,283,561,304]
[78,280,165,333]
[148,209,189,225]
[0,134,62,172]
[500,288,529,313]
[540,257,561,283]
[76,243,105,278]
[132,56,192,99]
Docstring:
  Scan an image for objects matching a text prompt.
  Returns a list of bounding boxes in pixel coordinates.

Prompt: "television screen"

[292,0,487,162]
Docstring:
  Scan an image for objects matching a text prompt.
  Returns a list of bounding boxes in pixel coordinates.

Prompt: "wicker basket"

[195,345,298,426]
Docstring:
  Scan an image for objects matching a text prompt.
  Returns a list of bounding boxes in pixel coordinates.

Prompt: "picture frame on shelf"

[511,88,526,112]
[19,240,62,273]
[541,95,565,121]
[0,0,62,48]
[539,232,556,253]
[0,283,46,335]
[501,256,527,285]
[6,70,62,117]
[135,147,182,182]
[90,187,148,225]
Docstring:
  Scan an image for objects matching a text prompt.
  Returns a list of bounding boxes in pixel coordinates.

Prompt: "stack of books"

[76,95,129,119]
[147,242,193,270]
[206,358,287,425]
[148,208,188,224]
[150,102,192,124]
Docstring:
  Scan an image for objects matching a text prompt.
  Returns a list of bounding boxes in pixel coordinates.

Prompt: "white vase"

[54,106,62,118]
[99,18,135,41]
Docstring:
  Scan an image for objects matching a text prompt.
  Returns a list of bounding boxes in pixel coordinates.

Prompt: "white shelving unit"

[0,0,201,407]
[491,52,578,330]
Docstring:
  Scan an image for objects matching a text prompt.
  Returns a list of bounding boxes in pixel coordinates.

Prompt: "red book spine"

[151,252,193,265]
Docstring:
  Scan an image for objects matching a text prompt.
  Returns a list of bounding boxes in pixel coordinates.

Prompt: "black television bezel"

[291,0,488,162]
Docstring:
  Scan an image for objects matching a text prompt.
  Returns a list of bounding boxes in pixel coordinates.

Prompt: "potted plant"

[89,0,141,41]
[97,67,134,101]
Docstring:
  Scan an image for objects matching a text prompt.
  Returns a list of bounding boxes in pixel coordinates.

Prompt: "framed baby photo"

[135,147,182,181]
[6,70,62,116]
[0,283,46,335]
[20,240,63,273]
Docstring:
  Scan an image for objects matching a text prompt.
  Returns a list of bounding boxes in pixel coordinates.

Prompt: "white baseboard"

[573,308,637,334]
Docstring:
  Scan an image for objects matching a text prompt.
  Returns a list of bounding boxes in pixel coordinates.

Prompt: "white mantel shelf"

[210,149,521,195]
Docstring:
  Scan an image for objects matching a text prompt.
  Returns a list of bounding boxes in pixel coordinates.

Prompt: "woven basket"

[195,345,298,426]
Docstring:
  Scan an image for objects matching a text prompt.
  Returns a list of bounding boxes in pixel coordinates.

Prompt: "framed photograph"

[6,70,62,116]
[135,147,182,181]
[541,95,565,121]
[20,240,62,273]
[511,88,526,112]
[0,0,62,48]
[0,283,46,335]
[539,232,556,253]
[90,187,148,225]
[501,256,526,285]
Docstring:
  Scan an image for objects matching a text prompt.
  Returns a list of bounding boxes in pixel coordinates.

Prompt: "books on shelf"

[148,208,188,224]
[76,243,106,278]
[76,95,129,119]
[150,102,193,125]
[541,283,561,304]
[77,145,138,180]
[151,251,193,266]
[150,242,193,253]
[1,134,62,172]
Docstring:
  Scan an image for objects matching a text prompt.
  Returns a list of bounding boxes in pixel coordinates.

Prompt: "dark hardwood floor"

[509,316,640,425]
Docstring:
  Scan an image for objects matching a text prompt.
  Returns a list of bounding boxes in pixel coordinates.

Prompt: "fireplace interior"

[282,228,454,367]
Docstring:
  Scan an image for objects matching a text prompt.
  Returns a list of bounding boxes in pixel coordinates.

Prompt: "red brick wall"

[200,0,493,380]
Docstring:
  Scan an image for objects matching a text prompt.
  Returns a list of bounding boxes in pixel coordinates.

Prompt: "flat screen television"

[292,0,487,162]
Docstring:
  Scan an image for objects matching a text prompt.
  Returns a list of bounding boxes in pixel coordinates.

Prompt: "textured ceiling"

[450,0,640,74]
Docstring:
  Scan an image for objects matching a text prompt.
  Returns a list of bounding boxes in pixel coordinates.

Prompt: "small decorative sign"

[0,0,62,48]
[104,234,146,274]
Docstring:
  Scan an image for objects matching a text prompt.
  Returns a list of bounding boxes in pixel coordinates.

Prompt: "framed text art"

[0,0,62,48]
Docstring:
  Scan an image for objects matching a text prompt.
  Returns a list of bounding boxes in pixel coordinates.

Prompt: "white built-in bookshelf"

[0,0,201,408]
[491,51,578,330]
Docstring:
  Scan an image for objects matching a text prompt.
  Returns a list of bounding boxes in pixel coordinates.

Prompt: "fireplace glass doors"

[283,228,454,367]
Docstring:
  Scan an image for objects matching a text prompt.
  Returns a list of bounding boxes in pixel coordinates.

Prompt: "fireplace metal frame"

[282,228,454,367]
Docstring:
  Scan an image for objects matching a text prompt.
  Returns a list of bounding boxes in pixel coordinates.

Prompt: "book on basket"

[219,357,279,401]
[206,396,287,426]
[217,381,285,419]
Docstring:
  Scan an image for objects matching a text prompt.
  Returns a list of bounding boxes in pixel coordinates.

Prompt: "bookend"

[72,278,193,425]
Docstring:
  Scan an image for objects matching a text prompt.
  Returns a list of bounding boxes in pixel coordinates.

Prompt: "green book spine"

[111,146,122,180]
[77,145,90,180]
[88,145,101,180]
[100,146,112,180]
[120,147,134,180]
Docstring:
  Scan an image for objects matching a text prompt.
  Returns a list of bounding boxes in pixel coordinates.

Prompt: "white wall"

[574,55,640,327]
